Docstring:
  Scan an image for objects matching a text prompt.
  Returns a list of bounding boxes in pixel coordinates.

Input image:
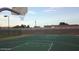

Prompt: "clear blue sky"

[0,7,79,27]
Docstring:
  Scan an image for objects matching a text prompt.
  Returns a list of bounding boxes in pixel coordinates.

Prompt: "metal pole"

[19,15,24,35]
[4,15,10,35]
[35,20,36,26]
[8,16,10,35]
[8,16,9,30]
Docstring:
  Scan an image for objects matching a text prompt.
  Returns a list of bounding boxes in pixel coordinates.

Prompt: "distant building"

[44,25,53,28]
[34,26,41,28]
[44,25,79,29]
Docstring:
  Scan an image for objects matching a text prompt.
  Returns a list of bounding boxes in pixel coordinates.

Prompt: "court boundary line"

[11,43,29,50]
[48,41,53,51]
[0,34,32,41]
[11,42,50,50]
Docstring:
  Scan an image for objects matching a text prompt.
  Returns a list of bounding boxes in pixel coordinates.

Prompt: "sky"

[0,7,79,27]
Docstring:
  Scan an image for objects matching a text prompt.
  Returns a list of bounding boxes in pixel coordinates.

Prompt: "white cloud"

[43,7,62,13]
[44,9,56,12]
[43,7,57,13]
[28,11,36,15]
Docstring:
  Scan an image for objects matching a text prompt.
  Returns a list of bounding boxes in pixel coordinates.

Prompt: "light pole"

[4,15,10,35]
[0,7,27,35]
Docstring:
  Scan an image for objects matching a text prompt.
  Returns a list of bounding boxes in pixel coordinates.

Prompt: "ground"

[0,34,79,51]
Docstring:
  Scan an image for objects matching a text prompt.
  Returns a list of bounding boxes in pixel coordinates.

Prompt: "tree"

[13,24,27,28]
[21,24,26,28]
[13,25,20,28]
[59,22,69,25]
[26,25,30,28]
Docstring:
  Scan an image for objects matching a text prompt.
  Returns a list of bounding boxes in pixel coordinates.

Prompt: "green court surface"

[0,35,79,51]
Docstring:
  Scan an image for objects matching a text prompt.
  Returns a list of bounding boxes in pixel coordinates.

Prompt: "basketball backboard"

[12,7,27,15]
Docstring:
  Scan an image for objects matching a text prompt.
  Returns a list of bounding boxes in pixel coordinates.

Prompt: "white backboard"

[12,7,27,15]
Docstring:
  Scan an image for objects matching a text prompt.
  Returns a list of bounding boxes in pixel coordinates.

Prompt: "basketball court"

[0,35,79,51]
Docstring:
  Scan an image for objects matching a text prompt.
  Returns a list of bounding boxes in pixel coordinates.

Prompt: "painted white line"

[48,42,53,51]
[11,42,29,50]
[0,34,32,41]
